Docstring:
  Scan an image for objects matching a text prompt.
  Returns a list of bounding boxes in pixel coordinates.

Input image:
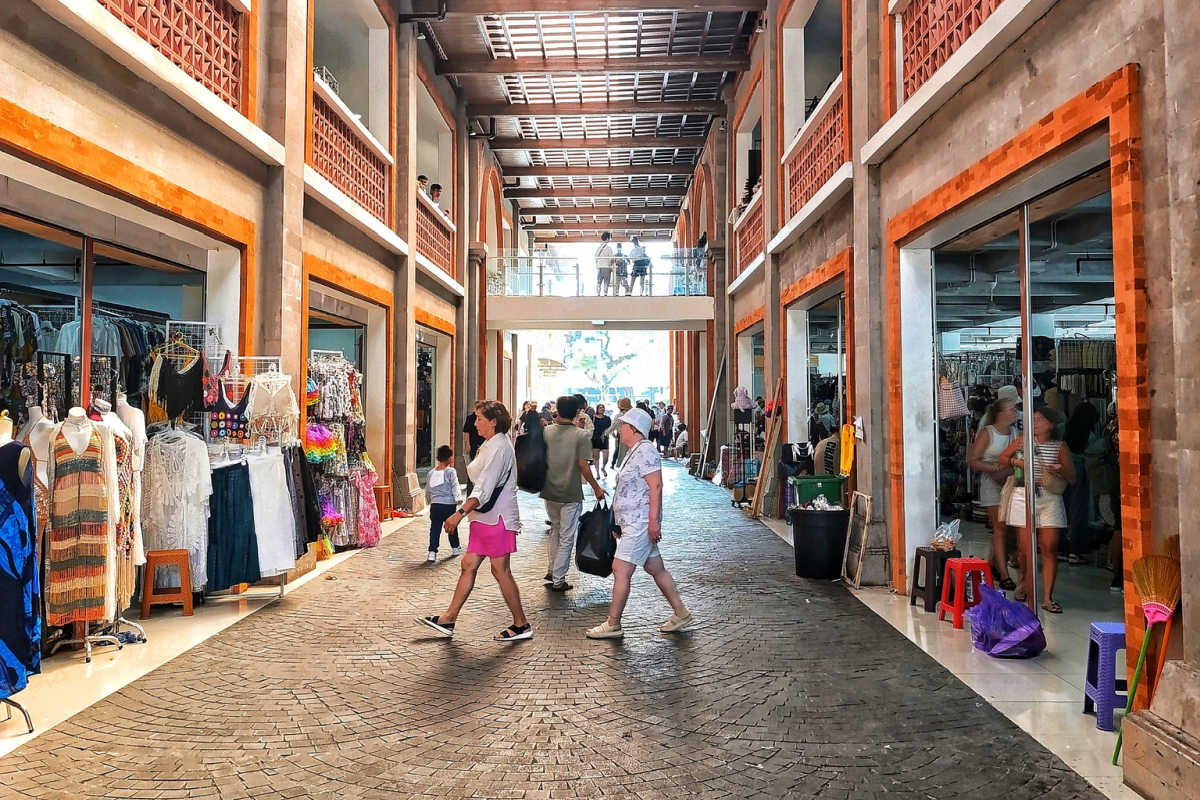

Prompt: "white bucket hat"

[620,408,653,438]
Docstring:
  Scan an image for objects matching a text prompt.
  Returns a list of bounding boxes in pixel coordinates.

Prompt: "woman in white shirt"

[417,400,532,641]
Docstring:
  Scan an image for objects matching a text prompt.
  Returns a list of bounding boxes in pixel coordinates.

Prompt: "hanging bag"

[937,376,969,420]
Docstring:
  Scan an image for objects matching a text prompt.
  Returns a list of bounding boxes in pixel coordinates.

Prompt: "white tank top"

[980,424,1012,466]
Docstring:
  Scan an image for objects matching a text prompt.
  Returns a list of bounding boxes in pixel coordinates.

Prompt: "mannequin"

[115,393,147,565]
[0,411,31,480]
[61,407,93,454]
[19,406,54,486]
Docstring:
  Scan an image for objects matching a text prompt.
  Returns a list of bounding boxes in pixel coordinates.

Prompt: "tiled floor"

[758,512,1138,800]
[0,517,418,759]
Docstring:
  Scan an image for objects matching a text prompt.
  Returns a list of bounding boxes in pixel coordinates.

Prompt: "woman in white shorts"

[967,398,1017,590]
[585,408,694,639]
[998,407,1074,614]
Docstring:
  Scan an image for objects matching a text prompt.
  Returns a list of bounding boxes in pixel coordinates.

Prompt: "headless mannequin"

[0,413,32,489]
[22,407,55,485]
[115,393,147,565]
[61,407,93,453]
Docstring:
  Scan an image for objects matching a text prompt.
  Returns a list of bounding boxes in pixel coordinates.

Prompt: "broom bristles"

[1162,534,1181,561]
[1132,555,1181,621]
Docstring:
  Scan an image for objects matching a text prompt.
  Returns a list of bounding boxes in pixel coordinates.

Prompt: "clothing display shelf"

[165,320,226,363]
[238,356,293,446]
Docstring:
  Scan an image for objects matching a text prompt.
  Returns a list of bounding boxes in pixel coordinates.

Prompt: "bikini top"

[246,373,298,422]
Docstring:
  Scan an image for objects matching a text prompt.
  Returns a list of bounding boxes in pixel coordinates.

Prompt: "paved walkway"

[0,463,1103,799]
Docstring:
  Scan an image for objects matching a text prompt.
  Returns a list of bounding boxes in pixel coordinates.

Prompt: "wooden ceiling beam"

[505,186,687,199]
[489,136,707,151]
[525,222,676,232]
[416,0,766,14]
[470,99,724,117]
[506,164,695,177]
[438,54,748,76]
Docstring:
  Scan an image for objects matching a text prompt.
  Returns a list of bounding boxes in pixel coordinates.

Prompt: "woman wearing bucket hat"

[586,407,694,639]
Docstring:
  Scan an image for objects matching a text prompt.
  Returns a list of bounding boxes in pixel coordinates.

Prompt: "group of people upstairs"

[416,394,695,644]
[416,175,450,219]
[593,232,652,296]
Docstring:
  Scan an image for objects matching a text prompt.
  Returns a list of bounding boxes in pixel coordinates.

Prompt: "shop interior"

[415,324,452,476]
[931,166,1122,629]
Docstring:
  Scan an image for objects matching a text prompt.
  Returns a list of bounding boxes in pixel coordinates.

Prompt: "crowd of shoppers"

[417,392,695,643]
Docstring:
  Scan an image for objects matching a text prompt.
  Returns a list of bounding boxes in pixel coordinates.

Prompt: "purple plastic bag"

[964,585,1047,658]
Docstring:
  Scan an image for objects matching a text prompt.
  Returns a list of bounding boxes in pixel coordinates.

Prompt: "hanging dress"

[244,450,298,578]
[350,466,382,548]
[0,441,40,698]
[45,429,109,626]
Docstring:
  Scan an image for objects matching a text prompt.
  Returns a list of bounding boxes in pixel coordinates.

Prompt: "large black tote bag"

[576,500,617,577]
[514,425,548,493]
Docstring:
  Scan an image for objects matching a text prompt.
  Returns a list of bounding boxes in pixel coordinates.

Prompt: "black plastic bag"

[514,425,547,493]
[576,500,617,578]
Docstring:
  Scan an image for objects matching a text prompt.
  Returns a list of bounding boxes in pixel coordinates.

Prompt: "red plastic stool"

[938,557,993,629]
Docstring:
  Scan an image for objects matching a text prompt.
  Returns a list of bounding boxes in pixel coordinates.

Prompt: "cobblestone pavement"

[0,463,1103,799]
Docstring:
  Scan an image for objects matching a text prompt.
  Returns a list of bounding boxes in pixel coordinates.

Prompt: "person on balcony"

[629,236,650,295]
[429,183,451,218]
[595,232,615,295]
[613,244,631,296]
[417,175,429,195]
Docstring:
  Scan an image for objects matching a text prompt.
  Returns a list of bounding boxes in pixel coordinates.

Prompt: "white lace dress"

[142,430,212,591]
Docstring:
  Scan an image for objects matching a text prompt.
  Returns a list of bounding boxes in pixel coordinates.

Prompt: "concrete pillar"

[708,247,730,454]
[391,24,422,511]
[255,0,307,377]
[453,92,471,484]
[1123,0,1200,794]
[466,242,487,404]
[760,0,783,515]
[848,0,892,575]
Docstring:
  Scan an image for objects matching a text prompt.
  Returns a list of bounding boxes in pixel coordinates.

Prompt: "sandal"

[1014,587,1027,602]
[416,615,454,637]
[586,620,624,639]
[494,623,533,642]
[1042,601,1063,614]
[998,577,1017,591]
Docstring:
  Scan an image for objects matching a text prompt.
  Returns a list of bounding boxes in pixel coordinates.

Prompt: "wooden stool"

[373,484,393,519]
[140,549,194,619]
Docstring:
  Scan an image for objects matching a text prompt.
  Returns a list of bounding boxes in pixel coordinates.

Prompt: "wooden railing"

[900,0,1006,100]
[782,76,846,221]
[98,0,245,109]
[416,191,455,277]
[733,193,764,278]
[310,81,391,224]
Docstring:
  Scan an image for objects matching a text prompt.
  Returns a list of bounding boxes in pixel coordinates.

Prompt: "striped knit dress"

[46,429,109,626]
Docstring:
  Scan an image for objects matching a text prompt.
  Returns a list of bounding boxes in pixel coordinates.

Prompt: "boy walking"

[543,394,607,591]
[426,445,463,562]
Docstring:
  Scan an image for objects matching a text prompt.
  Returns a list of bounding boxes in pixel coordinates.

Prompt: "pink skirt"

[467,515,518,558]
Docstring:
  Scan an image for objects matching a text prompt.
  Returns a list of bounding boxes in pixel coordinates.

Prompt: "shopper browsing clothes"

[967,397,1017,590]
[998,407,1074,614]
[425,445,462,562]
[586,407,694,639]
[417,401,532,641]
[542,395,607,592]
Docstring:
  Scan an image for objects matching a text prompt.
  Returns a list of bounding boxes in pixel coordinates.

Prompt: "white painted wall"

[786,305,810,439]
[313,0,388,142]
[899,247,937,592]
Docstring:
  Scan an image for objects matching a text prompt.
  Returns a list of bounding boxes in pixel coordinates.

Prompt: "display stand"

[693,350,726,480]
[749,378,785,519]
[1,697,33,734]
[730,408,755,507]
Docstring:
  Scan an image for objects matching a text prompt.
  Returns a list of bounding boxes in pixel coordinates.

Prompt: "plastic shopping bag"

[965,585,1047,658]
[576,500,617,578]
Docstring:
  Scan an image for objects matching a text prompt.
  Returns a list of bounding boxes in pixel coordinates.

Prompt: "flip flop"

[1042,601,1063,614]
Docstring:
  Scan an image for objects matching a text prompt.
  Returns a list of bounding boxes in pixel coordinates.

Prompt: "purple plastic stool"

[1083,621,1127,731]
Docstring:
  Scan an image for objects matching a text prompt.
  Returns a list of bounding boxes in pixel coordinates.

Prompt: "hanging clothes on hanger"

[206,459,261,592]
[142,428,211,592]
[244,448,297,578]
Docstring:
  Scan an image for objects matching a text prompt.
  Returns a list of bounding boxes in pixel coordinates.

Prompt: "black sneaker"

[547,582,573,592]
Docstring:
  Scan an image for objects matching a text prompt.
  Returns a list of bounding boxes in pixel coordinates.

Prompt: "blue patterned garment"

[0,441,40,699]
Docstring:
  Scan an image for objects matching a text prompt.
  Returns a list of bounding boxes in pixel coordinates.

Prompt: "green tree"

[571,331,639,391]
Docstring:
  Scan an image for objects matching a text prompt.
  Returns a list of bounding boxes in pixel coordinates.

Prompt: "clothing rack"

[166,320,225,362]
[1,697,33,734]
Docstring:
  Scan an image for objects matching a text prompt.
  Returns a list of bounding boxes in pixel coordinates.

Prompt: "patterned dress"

[46,429,109,626]
[350,467,382,548]
[0,441,40,698]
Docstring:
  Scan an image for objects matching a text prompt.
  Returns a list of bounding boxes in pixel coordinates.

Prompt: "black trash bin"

[788,507,850,579]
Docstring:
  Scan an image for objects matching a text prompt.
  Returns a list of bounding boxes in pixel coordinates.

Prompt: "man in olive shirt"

[543,394,607,591]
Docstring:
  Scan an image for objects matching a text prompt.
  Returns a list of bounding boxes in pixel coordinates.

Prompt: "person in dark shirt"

[591,403,612,477]
[462,401,485,461]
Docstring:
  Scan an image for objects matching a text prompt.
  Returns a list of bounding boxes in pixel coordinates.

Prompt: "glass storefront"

[932,166,1122,616]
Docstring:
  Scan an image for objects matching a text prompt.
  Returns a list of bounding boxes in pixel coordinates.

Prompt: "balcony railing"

[310,75,391,224]
[900,0,1006,100]
[416,192,456,277]
[489,252,708,297]
[733,193,764,277]
[99,0,245,109]
[782,75,846,221]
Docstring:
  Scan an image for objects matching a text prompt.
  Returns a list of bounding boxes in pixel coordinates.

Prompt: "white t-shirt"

[594,242,614,270]
[674,430,688,450]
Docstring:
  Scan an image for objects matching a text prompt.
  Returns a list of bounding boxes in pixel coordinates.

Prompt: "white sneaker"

[451,547,463,557]
[427,551,437,562]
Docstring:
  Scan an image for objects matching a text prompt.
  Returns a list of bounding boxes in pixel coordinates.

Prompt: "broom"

[1147,535,1182,701]
[1113,554,1181,764]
